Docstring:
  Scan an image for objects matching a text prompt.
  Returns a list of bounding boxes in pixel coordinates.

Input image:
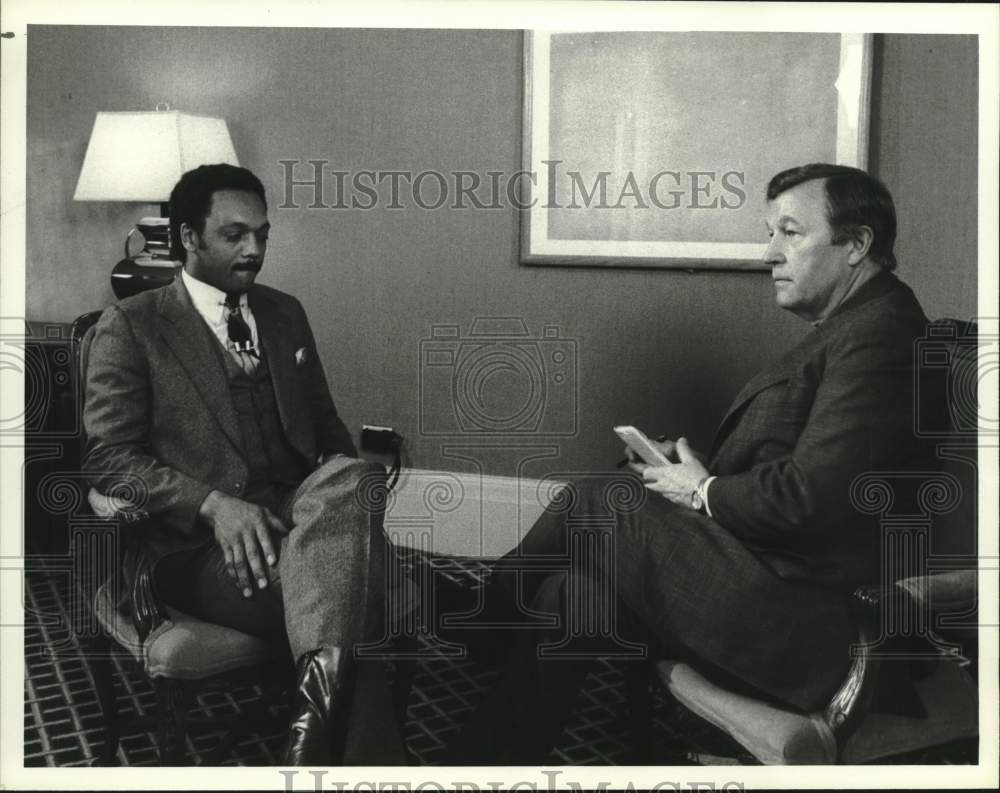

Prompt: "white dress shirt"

[701,476,716,517]
[181,269,260,357]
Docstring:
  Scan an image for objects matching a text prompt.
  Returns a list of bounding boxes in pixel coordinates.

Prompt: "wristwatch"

[690,476,710,512]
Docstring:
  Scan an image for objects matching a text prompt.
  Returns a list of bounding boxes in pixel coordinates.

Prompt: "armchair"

[72,310,419,765]
[642,319,981,764]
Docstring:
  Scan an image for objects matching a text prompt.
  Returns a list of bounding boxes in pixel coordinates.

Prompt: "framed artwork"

[521,31,874,269]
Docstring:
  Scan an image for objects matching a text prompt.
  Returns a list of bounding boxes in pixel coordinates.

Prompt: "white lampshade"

[73,111,239,202]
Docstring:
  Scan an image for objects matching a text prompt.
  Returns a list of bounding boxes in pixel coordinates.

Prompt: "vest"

[207,328,311,511]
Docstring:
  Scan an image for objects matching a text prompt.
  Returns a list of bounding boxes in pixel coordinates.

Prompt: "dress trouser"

[155,455,405,764]
[450,472,857,765]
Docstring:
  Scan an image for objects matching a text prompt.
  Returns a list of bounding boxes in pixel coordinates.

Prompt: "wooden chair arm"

[125,542,170,646]
[86,486,169,646]
[821,585,884,747]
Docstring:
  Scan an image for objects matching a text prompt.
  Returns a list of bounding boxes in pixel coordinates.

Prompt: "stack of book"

[133,217,179,268]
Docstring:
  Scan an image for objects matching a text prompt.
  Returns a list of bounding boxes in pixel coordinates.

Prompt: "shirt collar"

[181,269,247,323]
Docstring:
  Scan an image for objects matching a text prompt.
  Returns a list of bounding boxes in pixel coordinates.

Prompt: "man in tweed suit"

[447,164,932,763]
[83,164,401,765]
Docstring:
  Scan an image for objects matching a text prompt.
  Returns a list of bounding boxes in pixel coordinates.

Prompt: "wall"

[871,34,979,319]
[25,28,979,478]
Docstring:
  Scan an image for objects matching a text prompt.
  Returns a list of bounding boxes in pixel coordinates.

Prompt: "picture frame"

[520,31,874,270]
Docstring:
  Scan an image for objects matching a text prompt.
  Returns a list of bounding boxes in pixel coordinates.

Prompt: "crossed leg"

[154,455,405,764]
[448,473,855,764]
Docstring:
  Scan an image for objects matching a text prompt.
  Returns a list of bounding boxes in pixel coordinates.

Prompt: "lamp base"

[111,257,181,299]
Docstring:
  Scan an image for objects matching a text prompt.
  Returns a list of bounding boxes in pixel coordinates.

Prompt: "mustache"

[232,260,262,272]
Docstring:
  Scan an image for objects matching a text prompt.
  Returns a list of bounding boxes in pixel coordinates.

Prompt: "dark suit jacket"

[83,276,356,559]
[705,269,931,591]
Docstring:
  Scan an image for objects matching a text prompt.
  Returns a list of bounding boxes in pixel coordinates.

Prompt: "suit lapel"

[711,366,794,451]
[709,272,903,457]
[157,278,242,451]
[720,368,792,424]
[709,328,827,457]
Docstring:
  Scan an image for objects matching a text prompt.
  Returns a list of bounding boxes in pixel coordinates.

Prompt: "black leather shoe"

[282,646,354,766]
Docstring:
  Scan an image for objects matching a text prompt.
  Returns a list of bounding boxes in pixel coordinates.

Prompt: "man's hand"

[198,490,288,597]
[630,437,710,507]
[623,437,677,466]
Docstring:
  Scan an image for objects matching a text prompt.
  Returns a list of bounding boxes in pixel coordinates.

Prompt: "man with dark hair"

[765,162,898,271]
[166,163,268,262]
[83,164,402,765]
[446,164,931,763]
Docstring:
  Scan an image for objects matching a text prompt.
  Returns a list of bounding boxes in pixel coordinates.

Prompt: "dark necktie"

[224,292,259,375]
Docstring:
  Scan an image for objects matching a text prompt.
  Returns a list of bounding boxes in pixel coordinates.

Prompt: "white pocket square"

[295,347,309,366]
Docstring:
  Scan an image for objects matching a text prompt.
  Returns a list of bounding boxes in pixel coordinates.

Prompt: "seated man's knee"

[294,457,387,512]
[544,473,646,519]
[314,454,385,484]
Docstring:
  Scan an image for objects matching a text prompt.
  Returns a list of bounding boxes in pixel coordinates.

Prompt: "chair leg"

[173,682,193,766]
[624,659,653,762]
[155,679,191,765]
[89,632,120,766]
[154,679,171,765]
[391,636,420,728]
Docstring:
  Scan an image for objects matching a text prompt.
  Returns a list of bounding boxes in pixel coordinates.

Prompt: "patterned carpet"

[23,551,977,767]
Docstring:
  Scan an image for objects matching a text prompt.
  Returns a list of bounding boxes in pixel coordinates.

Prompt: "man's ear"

[846,225,874,266]
[179,222,199,254]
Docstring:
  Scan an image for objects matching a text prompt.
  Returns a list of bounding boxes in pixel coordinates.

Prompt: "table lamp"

[73,107,239,297]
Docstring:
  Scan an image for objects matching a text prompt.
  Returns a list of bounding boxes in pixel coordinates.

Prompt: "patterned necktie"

[224,292,259,375]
